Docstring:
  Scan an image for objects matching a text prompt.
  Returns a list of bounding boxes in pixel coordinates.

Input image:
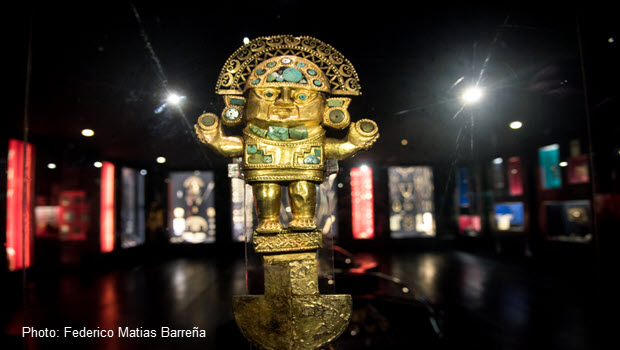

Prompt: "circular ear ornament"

[323,97,351,129]
[220,95,246,126]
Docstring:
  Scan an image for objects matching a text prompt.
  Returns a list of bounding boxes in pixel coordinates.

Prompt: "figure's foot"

[288,217,317,231]
[255,219,282,234]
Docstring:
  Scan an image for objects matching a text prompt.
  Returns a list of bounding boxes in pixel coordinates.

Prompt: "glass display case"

[388,166,436,238]
[168,171,216,243]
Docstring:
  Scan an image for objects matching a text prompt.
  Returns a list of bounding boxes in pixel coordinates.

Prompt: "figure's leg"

[288,180,317,231]
[252,182,283,233]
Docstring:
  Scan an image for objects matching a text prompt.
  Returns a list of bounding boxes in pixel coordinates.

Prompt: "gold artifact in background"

[195,35,379,349]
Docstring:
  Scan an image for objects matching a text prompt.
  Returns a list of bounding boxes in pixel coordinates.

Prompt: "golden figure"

[195,35,379,349]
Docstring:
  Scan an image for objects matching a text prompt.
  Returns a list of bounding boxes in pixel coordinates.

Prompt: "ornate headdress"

[215,35,361,96]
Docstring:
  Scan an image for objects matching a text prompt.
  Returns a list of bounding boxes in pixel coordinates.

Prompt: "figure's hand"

[194,113,244,158]
[348,119,379,150]
[195,113,221,145]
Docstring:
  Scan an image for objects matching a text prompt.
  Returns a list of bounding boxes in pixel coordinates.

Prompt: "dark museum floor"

[1,243,605,350]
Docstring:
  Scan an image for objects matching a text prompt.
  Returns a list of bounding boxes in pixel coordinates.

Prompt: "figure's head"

[214,36,361,130]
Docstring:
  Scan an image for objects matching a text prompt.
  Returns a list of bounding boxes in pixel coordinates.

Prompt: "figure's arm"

[194,113,244,158]
[324,119,379,160]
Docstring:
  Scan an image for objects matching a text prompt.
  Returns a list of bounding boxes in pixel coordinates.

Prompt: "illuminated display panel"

[458,215,481,236]
[493,202,524,232]
[457,168,469,207]
[58,190,89,241]
[169,171,216,243]
[6,139,35,271]
[539,144,561,189]
[568,155,589,184]
[100,162,115,253]
[508,157,524,196]
[231,178,254,242]
[544,200,591,242]
[491,158,505,190]
[351,166,374,239]
[120,167,145,248]
[388,166,435,238]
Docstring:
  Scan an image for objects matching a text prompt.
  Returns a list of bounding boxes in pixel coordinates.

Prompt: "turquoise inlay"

[230,98,245,106]
[267,73,277,82]
[249,125,267,138]
[256,68,266,75]
[289,126,308,139]
[263,155,273,163]
[296,62,306,68]
[257,150,264,155]
[298,94,307,100]
[266,91,274,97]
[307,70,317,76]
[247,144,258,154]
[304,155,320,164]
[252,79,260,85]
[276,77,284,82]
[327,99,344,107]
[267,61,276,68]
[283,68,303,83]
[267,126,289,141]
[314,149,321,157]
[248,154,264,164]
[313,80,322,87]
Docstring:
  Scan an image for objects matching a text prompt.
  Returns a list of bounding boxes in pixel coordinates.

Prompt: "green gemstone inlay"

[267,62,276,68]
[304,155,320,164]
[267,126,289,141]
[289,126,308,139]
[313,80,322,87]
[230,98,245,106]
[314,149,321,157]
[249,125,267,138]
[263,155,273,163]
[246,144,258,154]
[328,99,344,107]
[251,79,260,85]
[283,68,303,83]
[296,62,306,67]
[308,70,317,76]
[248,154,264,164]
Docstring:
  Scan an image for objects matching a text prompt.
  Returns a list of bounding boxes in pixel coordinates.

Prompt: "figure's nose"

[275,88,293,106]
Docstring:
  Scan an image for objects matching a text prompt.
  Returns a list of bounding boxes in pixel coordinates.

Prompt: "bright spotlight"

[243,37,250,44]
[140,169,147,176]
[510,121,523,129]
[94,161,103,168]
[47,163,57,169]
[167,93,183,105]
[156,156,166,164]
[81,129,95,137]
[559,161,568,167]
[461,86,484,105]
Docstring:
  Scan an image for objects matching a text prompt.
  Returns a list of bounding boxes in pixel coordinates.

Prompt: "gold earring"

[323,97,351,129]
[220,95,245,126]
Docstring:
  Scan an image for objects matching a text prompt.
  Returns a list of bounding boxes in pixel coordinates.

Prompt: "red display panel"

[508,157,523,196]
[350,166,374,239]
[100,162,115,253]
[458,215,482,235]
[568,155,589,184]
[6,139,35,271]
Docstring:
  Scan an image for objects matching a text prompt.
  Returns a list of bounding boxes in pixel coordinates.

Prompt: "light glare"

[47,163,56,169]
[156,156,166,164]
[510,121,523,129]
[167,93,182,105]
[81,129,95,137]
[559,161,568,167]
[461,86,483,104]
[94,161,103,168]
[243,37,250,44]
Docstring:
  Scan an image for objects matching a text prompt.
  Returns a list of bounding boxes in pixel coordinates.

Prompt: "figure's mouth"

[269,107,298,120]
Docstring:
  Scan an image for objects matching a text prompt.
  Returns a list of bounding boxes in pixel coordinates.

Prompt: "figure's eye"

[291,89,316,104]
[256,88,279,100]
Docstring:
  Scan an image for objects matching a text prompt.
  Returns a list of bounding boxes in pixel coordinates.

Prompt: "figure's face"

[245,87,325,127]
